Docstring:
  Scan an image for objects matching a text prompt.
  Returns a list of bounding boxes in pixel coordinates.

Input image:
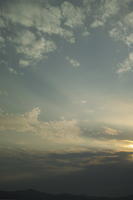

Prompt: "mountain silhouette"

[0,190,133,200]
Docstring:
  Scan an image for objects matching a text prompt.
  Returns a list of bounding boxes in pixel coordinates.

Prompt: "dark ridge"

[0,190,133,200]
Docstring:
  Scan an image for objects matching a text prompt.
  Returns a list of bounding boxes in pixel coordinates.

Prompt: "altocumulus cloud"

[108,7,133,73]
[0,0,132,74]
[0,0,86,70]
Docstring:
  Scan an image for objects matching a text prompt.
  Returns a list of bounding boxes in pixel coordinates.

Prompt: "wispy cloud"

[117,52,133,73]
[66,56,80,68]
[103,127,119,135]
[8,68,18,75]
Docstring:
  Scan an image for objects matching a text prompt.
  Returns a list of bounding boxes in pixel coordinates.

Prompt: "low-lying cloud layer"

[0,107,133,154]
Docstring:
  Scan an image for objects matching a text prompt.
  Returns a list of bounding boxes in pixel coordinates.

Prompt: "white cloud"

[24,107,41,123]
[82,29,90,37]
[36,6,62,35]
[19,60,30,68]
[109,23,133,47]
[0,107,76,135]
[91,19,104,28]
[81,100,87,104]
[1,1,77,41]
[0,1,87,69]
[109,22,127,43]
[126,33,133,46]
[104,127,119,135]
[91,0,120,28]
[0,0,132,75]
[5,1,50,28]
[117,52,133,73]
[61,2,85,28]
[0,107,40,133]
[66,56,80,68]
[109,11,133,47]
[14,30,56,63]
[83,0,92,14]
[15,30,35,45]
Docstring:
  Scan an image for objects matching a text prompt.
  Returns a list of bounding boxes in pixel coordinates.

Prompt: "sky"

[0,0,133,197]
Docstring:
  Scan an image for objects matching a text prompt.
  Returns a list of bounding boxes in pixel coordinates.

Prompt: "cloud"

[1,0,86,39]
[8,67,23,75]
[6,1,62,36]
[14,30,56,64]
[61,1,85,28]
[81,100,87,104]
[24,107,41,123]
[8,68,18,75]
[91,0,121,28]
[0,0,132,74]
[19,60,30,68]
[0,147,133,184]
[0,0,90,71]
[0,108,133,153]
[117,52,133,73]
[0,107,81,141]
[0,108,39,133]
[109,11,133,47]
[126,33,133,46]
[104,127,119,135]
[124,11,133,28]
[66,56,80,68]
[0,149,114,181]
